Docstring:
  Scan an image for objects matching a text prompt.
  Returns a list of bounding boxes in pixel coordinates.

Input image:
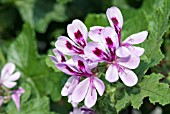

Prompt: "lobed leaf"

[7,23,65,102]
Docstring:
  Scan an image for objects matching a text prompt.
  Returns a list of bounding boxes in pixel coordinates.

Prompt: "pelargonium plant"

[50,6,148,110]
[0,62,25,111]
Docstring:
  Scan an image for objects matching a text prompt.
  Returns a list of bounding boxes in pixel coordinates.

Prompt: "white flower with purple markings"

[50,6,148,109]
[86,6,148,86]
[0,62,24,111]
[0,62,21,88]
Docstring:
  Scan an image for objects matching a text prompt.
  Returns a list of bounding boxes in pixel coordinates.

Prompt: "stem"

[26,77,40,99]
[0,49,6,64]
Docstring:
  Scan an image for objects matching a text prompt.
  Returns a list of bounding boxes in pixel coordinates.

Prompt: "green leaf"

[115,73,170,112]
[123,0,170,73]
[6,96,55,114]
[100,0,170,113]
[84,13,109,29]
[0,7,18,35]
[20,83,32,103]
[16,0,68,33]
[1,0,68,33]
[115,0,170,112]
[7,23,64,101]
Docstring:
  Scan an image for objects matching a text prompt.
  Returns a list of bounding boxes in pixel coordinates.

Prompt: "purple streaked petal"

[117,55,140,69]
[72,55,92,74]
[93,77,105,96]
[116,46,130,58]
[52,49,67,62]
[55,36,84,55]
[67,19,88,47]
[56,63,78,75]
[105,65,119,83]
[88,26,104,42]
[101,27,119,49]
[84,86,97,108]
[119,68,138,87]
[72,78,90,103]
[1,62,15,80]
[106,6,123,31]
[84,42,109,62]
[3,81,17,88]
[123,31,148,44]
[8,72,21,82]
[12,87,25,111]
[0,96,3,107]
[49,55,58,63]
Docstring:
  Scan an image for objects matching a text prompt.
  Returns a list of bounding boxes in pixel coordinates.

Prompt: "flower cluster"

[0,62,24,111]
[50,6,148,108]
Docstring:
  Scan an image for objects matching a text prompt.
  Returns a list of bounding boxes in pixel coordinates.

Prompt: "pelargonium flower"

[11,87,25,111]
[84,27,140,86]
[88,6,148,58]
[0,62,24,111]
[51,52,104,107]
[0,62,21,88]
[72,76,105,108]
[55,19,88,56]
[57,55,104,108]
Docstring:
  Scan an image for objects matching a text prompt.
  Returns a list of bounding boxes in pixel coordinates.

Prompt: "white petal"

[61,76,79,96]
[8,72,21,82]
[119,68,138,87]
[84,87,97,108]
[88,26,104,42]
[72,55,92,74]
[84,42,109,62]
[55,36,83,55]
[128,46,145,56]
[67,19,88,47]
[61,86,69,96]
[123,31,148,44]
[56,63,78,75]
[67,76,79,95]
[61,76,75,96]
[52,49,67,62]
[106,6,123,29]
[93,77,105,96]
[3,81,16,88]
[100,27,119,49]
[1,62,15,80]
[105,65,119,83]
[72,78,90,103]
[88,61,98,69]
[116,46,130,58]
[117,55,140,69]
